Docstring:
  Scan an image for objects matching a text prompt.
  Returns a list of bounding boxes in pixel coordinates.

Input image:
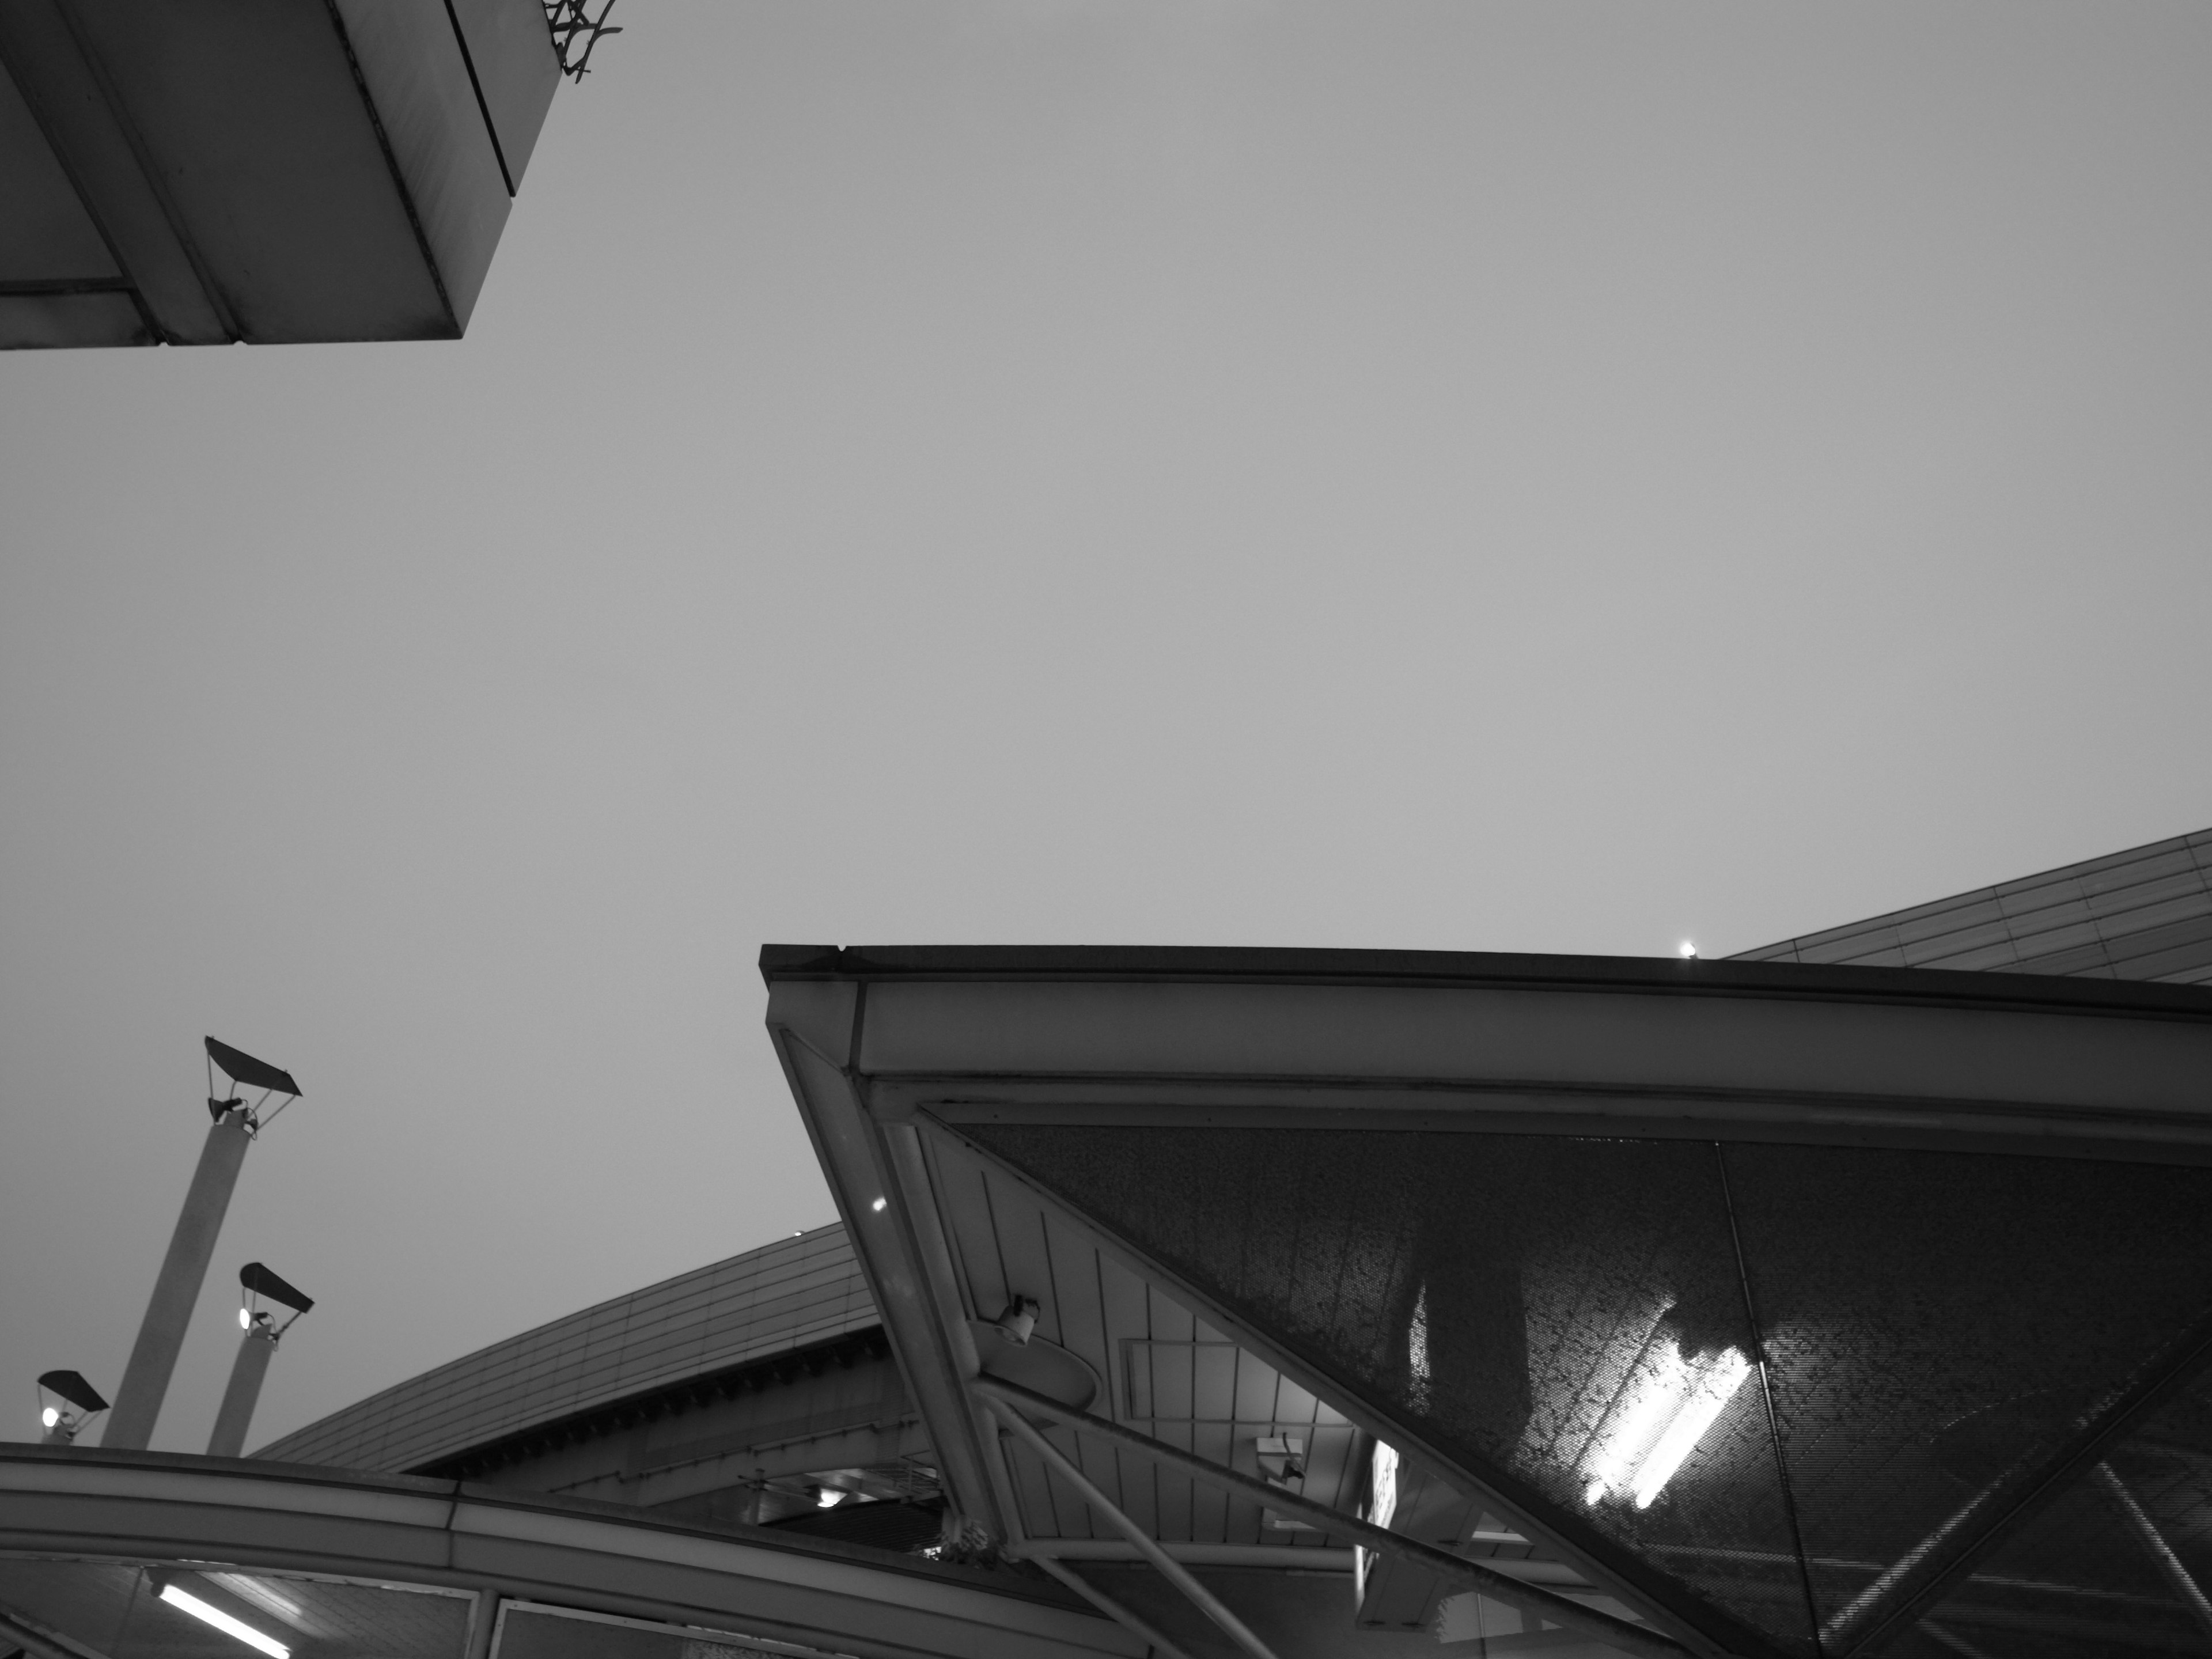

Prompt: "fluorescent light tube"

[1631,1350,1752,1509]
[159,1585,291,1659]
[1582,1339,1753,1510]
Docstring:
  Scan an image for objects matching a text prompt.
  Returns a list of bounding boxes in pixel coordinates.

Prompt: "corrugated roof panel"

[255,1224,877,1473]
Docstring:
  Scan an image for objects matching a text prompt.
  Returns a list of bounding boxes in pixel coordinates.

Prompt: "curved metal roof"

[257,1225,876,1474]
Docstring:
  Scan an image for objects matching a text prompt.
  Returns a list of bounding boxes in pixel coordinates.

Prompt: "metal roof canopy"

[762,946,2212,1659]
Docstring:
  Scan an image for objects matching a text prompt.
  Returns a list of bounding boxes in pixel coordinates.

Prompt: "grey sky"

[3,1,2209,1455]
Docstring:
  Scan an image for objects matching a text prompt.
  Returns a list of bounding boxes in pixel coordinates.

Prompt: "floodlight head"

[205,1038,301,1100]
[37,1370,109,1416]
[994,1296,1040,1346]
[238,1262,313,1315]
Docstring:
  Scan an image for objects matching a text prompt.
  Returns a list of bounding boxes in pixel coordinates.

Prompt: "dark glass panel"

[1722,1145,2212,1646]
[0,1560,468,1659]
[965,1126,1812,1658]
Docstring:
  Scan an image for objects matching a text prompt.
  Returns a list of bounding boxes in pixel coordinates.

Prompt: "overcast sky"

[3,1,2210,1456]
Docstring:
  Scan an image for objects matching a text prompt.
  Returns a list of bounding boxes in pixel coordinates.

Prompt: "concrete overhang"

[0,0,559,347]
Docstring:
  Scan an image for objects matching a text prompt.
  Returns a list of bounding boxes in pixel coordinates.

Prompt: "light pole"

[206,1263,313,1459]
[102,1039,301,1451]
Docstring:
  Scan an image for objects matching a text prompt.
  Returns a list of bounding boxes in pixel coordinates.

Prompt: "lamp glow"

[239,1307,252,1330]
[40,1407,59,1429]
[1582,1340,1751,1510]
[870,1198,887,1213]
[816,1487,844,1509]
[158,1586,291,1659]
[1677,942,1698,959]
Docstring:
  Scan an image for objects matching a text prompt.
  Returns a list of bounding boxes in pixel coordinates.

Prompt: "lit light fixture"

[36,1369,108,1444]
[815,1486,844,1509]
[1581,1335,1751,1510]
[870,1197,887,1213]
[238,1308,252,1330]
[1677,942,1698,959]
[158,1584,291,1659]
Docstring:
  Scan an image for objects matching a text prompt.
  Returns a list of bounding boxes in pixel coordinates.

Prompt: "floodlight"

[37,1369,108,1443]
[1677,942,1698,959]
[870,1197,887,1213]
[37,1370,108,1415]
[240,1262,315,1316]
[815,1487,844,1509]
[157,1584,290,1659]
[993,1297,1039,1346]
[204,1038,302,1100]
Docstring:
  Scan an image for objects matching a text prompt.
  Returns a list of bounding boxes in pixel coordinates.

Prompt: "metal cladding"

[0,0,559,349]
[204,1038,301,1099]
[257,1225,876,1474]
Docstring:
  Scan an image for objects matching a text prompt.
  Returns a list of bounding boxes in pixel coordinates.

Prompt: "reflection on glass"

[157,1585,290,1659]
[1578,1315,1751,1512]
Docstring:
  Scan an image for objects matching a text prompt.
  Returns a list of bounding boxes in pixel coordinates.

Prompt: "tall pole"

[102,1110,253,1449]
[206,1320,278,1458]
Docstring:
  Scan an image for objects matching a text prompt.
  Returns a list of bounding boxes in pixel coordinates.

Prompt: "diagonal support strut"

[973,1375,1690,1659]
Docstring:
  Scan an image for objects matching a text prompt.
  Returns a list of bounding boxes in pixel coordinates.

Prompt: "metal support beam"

[2091,1461,2212,1641]
[983,1395,1285,1659]
[1025,1555,1202,1659]
[206,1324,278,1458]
[973,1376,1685,1659]
[104,1112,253,1449]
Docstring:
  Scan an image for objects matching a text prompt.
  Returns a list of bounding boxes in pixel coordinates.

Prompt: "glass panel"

[1722,1145,2212,1646]
[967,1125,2212,1659]
[964,1125,1812,1658]
[1892,1363,2212,1656]
[0,1560,469,1659]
